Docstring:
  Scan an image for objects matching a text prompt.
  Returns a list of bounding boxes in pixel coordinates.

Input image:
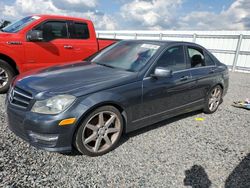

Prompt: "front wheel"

[0,59,16,94]
[74,106,123,156]
[204,85,223,114]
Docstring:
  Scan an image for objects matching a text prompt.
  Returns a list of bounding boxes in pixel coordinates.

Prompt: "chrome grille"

[9,86,33,109]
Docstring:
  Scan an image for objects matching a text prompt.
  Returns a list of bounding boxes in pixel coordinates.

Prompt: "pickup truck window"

[35,21,68,41]
[1,16,39,33]
[70,22,89,39]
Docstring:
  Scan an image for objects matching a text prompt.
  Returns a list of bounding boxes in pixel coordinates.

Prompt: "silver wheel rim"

[0,67,8,88]
[208,87,221,111]
[82,111,121,153]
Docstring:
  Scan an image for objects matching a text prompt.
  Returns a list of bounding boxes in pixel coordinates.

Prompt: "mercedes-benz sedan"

[6,40,229,156]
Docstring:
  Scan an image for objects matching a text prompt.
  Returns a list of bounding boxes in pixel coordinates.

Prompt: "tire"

[203,85,223,114]
[74,106,123,156]
[0,59,16,94]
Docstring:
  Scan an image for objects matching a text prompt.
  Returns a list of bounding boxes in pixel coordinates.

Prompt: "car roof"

[123,40,203,48]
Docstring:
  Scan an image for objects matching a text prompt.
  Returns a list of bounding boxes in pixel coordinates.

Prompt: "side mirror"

[27,30,43,42]
[152,67,172,78]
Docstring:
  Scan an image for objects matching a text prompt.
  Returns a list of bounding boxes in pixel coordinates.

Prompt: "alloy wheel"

[208,87,222,111]
[0,67,8,89]
[82,111,121,153]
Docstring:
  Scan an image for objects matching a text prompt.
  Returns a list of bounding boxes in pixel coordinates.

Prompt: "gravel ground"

[0,72,250,188]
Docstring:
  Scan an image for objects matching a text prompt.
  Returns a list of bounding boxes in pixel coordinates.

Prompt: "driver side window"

[35,21,68,41]
[156,46,186,72]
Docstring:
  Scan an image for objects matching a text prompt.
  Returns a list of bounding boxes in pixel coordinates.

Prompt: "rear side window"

[204,52,215,66]
[35,21,68,41]
[156,46,186,71]
[187,47,205,68]
[70,22,90,39]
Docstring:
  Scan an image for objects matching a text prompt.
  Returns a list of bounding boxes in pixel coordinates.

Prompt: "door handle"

[64,45,73,49]
[180,76,190,81]
[209,68,216,74]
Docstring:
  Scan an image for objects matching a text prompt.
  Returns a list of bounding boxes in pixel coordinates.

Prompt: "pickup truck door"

[67,21,98,61]
[24,20,74,71]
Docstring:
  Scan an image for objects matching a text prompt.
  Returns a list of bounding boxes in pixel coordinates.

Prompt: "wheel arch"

[75,100,128,134]
[0,53,19,75]
[217,83,224,90]
[207,82,224,97]
[71,100,128,152]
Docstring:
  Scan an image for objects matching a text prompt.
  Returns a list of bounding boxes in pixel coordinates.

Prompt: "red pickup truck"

[0,15,116,93]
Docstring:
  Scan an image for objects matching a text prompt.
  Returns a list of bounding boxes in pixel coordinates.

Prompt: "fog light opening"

[28,131,59,142]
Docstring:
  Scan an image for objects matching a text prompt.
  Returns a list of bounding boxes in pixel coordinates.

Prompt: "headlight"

[31,95,76,114]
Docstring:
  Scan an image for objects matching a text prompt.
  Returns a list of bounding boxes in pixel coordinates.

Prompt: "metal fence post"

[193,33,197,43]
[159,33,163,40]
[232,34,243,72]
[114,33,116,39]
[134,33,137,39]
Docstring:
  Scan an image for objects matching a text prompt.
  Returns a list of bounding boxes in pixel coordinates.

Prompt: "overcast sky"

[0,0,249,30]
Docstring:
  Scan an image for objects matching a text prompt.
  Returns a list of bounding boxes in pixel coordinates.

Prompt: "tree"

[0,20,11,29]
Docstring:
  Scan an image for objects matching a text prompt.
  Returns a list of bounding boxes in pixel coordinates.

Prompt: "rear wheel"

[75,106,123,156]
[0,59,16,94]
[204,85,223,114]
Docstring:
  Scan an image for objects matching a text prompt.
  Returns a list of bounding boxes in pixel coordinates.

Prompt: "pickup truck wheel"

[75,106,123,156]
[0,59,16,94]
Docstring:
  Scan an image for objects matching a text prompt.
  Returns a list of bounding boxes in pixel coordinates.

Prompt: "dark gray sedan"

[6,40,229,156]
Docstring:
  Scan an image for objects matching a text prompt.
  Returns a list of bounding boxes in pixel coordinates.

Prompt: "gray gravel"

[0,72,250,188]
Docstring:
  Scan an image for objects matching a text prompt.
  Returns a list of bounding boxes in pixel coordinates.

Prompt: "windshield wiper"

[96,63,115,69]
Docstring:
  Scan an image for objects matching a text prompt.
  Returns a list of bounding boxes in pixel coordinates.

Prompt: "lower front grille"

[9,86,33,109]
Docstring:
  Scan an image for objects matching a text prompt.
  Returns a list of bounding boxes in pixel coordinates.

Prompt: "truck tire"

[0,59,16,94]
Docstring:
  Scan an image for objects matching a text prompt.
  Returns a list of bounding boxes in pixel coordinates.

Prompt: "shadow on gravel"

[225,153,250,188]
[183,165,211,188]
[60,149,81,156]
[183,153,250,188]
[118,110,202,147]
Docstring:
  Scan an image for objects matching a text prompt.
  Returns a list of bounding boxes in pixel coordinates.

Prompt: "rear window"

[187,47,205,68]
[70,22,89,39]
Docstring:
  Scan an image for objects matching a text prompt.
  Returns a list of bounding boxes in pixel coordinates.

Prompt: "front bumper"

[6,100,84,152]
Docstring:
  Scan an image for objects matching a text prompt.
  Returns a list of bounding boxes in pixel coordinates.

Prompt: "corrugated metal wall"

[96,30,250,72]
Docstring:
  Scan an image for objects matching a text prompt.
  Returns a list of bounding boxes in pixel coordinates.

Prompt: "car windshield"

[1,16,40,33]
[91,41,160,72]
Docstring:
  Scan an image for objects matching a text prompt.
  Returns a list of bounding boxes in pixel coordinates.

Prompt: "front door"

[24,20,74,71]
[135,45,194,125]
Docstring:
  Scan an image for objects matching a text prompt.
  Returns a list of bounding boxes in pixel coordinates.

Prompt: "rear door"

[186,45,217,102]
[68,21,98,61]
[24,20,74,71]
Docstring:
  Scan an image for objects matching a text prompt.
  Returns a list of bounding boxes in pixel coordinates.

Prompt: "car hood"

[15,62,138,98]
